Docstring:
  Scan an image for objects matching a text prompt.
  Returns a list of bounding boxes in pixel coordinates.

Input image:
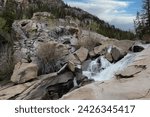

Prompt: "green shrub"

[0,44,14,81]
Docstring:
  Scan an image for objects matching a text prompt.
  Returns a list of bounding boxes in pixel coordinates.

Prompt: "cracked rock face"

[61,47,150,100]
[12,12,81,74]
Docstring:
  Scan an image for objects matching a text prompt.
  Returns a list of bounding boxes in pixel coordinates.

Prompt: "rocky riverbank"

[0,12,150,100]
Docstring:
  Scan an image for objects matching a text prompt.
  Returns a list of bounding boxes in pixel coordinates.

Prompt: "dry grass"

[36,42,68,75]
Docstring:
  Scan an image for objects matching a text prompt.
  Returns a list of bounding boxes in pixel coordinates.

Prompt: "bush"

[0,44,14,81]
[0,17,6,29]
[36,42,67,75]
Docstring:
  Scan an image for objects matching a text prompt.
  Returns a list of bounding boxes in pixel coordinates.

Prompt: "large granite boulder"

[75,47,89,62]
[111,46,126,62]
[11,62,38,83]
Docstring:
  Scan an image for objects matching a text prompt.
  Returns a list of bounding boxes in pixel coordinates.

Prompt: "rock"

[68,61,76,72]
[66,26,79,35]
[101,39,134,54]
[79,30,108,45]
[13,50,26,64]
[89,50,96,58]
[38,72,58,80]
[60,47,150,100]
[105,53,113,62]
[32,12,52,20]
[0,81,35,100]
[17,72,74,100]
[79,78,95,87]
[78,34,101,50]
[111,47,121,61]
[18,20,38,33]
[70,37,78,46]
[11,62,38,83]
[82,59,92,71]
[111,46,126,62]
[21,59,28,63]
[116,65,146,78]
[131,45,144,52]
[94,45,108,56]
[74,65,83,84]
[75,47,89,62]
[68,54,81,72]
[113,40,134,52]
[68,55,79,63]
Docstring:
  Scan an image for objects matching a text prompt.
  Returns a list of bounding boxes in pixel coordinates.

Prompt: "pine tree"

[142,0,150,29]
[134,0,150,38]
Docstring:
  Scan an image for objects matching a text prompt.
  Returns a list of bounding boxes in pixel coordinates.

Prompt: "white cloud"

[64,0,135,30]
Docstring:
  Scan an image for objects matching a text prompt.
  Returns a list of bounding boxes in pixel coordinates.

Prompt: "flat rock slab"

[61,47,150,100]
[0,82,35,100]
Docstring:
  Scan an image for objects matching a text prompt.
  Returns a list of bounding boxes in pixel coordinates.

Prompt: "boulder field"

[0,12,150,100]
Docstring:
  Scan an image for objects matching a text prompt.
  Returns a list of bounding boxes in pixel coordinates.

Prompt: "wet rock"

[75,47,89,62]
[74,65,83,84]
[60,47,150,100]
[79,78,95,87]
[111,46,126,62]
[111,47,121,61]
[11,62,38,84]
[105,53,113,62]
[82,59,92,71]
[131,45,144,52]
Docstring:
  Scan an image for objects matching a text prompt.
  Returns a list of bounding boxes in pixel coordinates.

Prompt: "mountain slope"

[0,0,134,40]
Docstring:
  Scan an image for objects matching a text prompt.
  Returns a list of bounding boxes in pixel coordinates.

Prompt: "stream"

[83,53,136,81]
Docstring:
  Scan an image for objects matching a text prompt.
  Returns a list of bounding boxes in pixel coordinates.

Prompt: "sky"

[63,0,142,31]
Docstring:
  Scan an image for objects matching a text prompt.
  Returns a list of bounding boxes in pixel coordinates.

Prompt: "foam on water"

[83,53,136,81]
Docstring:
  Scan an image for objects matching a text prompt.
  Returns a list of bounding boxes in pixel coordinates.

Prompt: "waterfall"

[83,53,136,81]
[73,77,78,87]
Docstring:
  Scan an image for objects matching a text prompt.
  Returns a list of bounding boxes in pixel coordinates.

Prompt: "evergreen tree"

[134,0,150,38]
[142,0,150,29]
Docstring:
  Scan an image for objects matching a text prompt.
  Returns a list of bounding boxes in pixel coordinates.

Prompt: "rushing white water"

[107,45,112,53]
[73,77,78,87]
[83,53,136,81]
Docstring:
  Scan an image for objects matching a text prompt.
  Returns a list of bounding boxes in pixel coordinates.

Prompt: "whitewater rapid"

[83,53,136,81]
